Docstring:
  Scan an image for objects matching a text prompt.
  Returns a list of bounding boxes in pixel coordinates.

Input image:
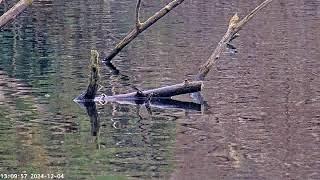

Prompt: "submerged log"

[104,0,185,62]
[196,0,273,80]
[0,0,32,29]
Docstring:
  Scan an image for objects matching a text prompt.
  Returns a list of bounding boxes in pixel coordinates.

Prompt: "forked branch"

[76,0,274,104]
[135,0,142,29]
[104,0,185,62]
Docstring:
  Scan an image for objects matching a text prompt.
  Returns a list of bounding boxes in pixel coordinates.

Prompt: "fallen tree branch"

[76,0,273,103]
[96,80,202,103]
[0,0,32,29]
[196,0,273,80]
[104,0,185,62]
[75,51,202,102]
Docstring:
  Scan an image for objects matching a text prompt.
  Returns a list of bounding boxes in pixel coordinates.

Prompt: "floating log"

[104,0,185,62]
[0,0,32,29]
[95,81,203,102]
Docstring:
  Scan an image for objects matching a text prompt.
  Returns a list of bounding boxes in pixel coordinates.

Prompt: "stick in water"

[196,0,273,80]
[104,0,185,62]
[0,0,32,29]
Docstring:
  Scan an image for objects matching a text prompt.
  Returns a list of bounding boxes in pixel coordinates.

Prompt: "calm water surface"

[0,0,319,179]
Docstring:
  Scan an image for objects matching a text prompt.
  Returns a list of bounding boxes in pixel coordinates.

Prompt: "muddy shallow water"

[0,0,319,179]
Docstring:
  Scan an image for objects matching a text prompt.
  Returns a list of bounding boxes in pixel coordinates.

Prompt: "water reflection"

[78,97,203,138]
[1,0,320,179]
[74,95,202,179]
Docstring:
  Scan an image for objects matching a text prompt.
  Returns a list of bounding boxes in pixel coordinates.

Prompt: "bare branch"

[196,0,273,80]
[104,0,185,62]
[235,0,273,32]
[0,0,32,29]
[136,0,142,29]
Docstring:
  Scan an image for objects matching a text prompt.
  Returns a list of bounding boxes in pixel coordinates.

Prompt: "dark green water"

[0,0,320,179]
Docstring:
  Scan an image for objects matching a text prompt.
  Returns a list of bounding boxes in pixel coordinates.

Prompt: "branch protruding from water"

[0,0,32,29]
[135,0,142,29]
[104,0,185,62]
[196,0,273,80]
[75,50,100,101]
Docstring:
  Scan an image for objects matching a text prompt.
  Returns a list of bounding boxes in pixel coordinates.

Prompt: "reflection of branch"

[111,98,202,112]
[135,104,143,120]
[82,102,100,137]
[105,62,120,75]
[77,102,101,148]
[104,0,185,62]
[191,92,206,105]
[150,99,201,112]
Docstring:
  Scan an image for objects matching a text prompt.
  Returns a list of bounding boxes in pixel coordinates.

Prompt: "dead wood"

[104,0,185,62]
[75,50,100,101]
[196,0,273,80]
[0,0,32,29]
[75,51,202,102]
[76,0,273,104]
[96,80,202,103]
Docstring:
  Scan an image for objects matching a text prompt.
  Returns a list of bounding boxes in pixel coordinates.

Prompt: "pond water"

[0,0,319,179]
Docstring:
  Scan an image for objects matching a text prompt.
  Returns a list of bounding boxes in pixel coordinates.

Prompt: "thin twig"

[135,0,142,29]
